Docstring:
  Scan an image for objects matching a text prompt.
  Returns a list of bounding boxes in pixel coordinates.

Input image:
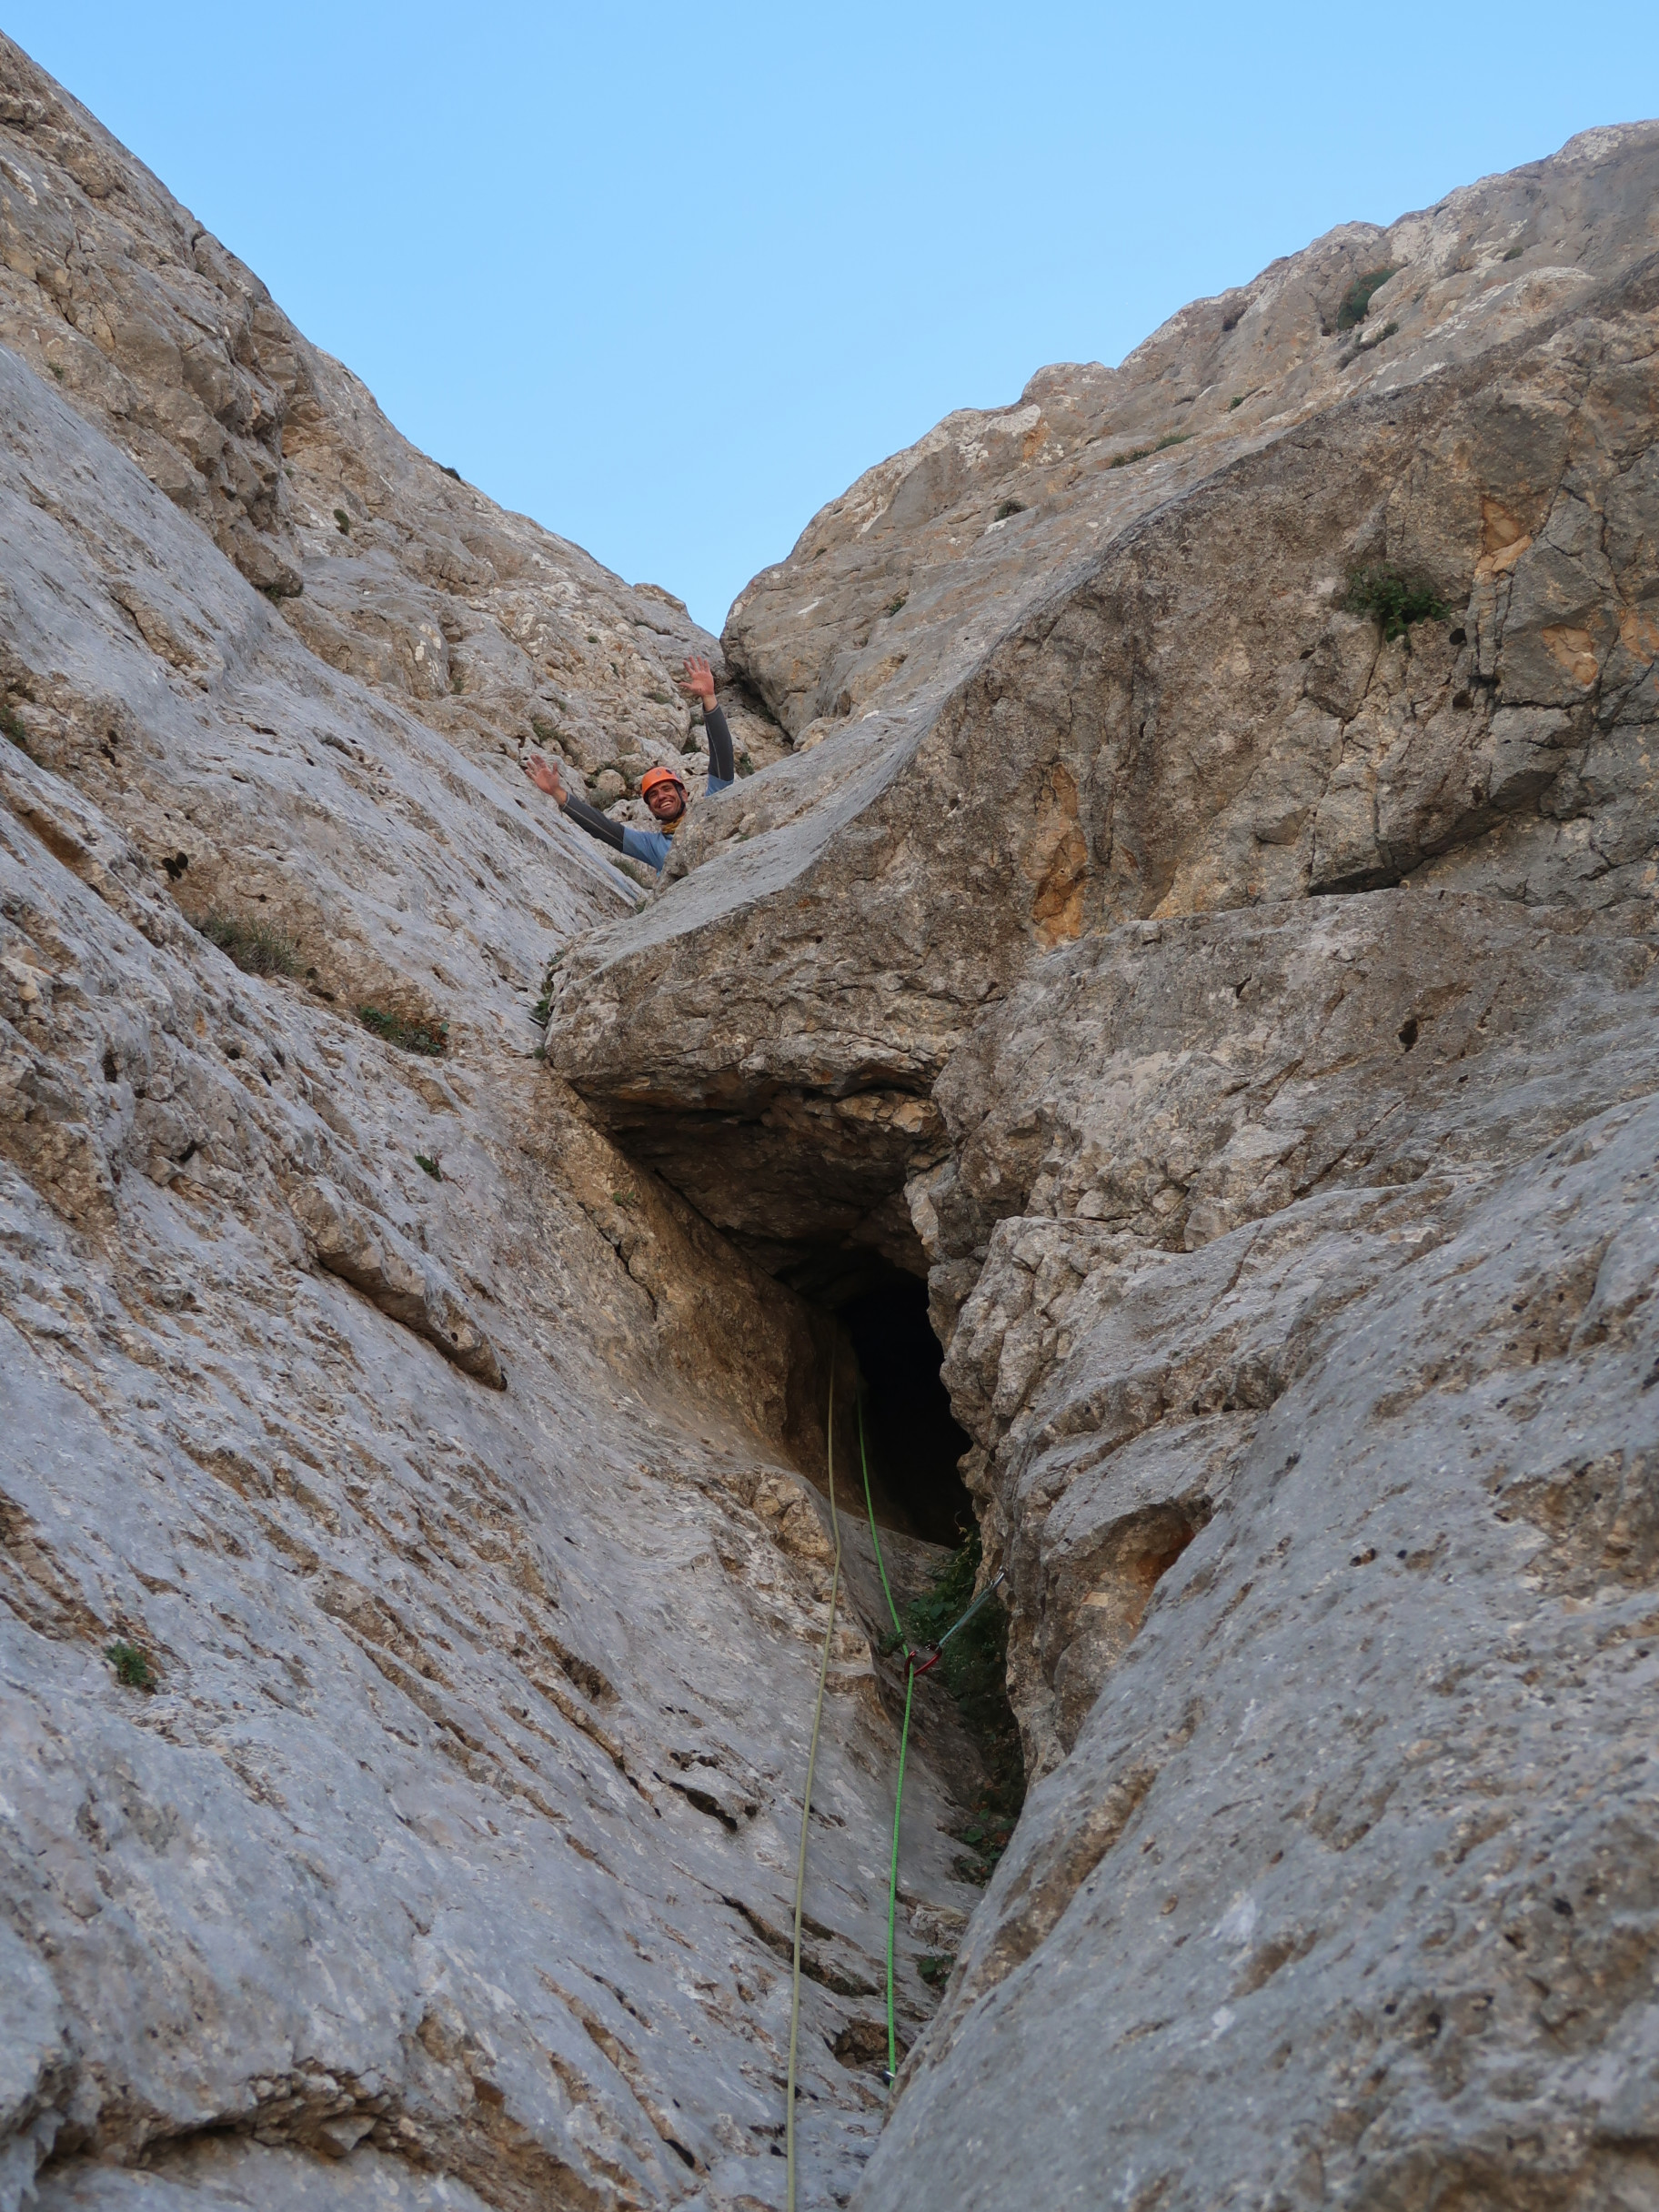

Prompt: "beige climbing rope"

[786,1376,843,2212]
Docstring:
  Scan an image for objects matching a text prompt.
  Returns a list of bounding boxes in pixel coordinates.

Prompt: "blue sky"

[12,5,1659,632]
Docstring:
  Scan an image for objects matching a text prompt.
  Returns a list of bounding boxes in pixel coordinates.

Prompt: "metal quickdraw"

[905,1568,1007,1680]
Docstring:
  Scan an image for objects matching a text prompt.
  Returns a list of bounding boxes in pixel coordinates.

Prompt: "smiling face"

[645,779,687,821]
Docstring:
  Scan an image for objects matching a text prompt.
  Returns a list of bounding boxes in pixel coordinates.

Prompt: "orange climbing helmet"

[639,764,688,800]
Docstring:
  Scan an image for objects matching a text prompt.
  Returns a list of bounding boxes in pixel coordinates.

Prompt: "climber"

[523,654,735,872]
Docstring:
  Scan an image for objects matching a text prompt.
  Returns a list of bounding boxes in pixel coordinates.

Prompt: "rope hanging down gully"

[786,1378,843,2212]
[857,1398,1006,2084]
[859,1396,915,2086]
[788,1382,1010,2197]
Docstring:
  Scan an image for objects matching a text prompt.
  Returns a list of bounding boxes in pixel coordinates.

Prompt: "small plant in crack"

[884,593,909,617]
[611,1186,639,1210]
[333,508,351,534]
[2,703,31,752]
[359,1006,447,1056]
[1342,565,1453,642]
[48,361,66,381]
[530,951,565,1028]
[106,1639,157,1691]
[197,912,300,978]
[882,1526,1024,1840]
[1336,266,1400,331]
[917,1955,955,1986]
[1110,432,1191,469]
[946,1791,1021,1886]
[416,1152,444,1181]
[994,499,1025,520]
[1503,244,1524,261]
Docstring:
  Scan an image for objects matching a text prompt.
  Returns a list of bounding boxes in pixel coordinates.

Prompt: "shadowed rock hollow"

[5,32,1659,2212]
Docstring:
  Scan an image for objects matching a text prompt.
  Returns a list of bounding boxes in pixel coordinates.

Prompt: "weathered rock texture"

[0,37,784,880]
[546,125,1659,2210]
[10,31,1659,2206]
[0,35,980,2212]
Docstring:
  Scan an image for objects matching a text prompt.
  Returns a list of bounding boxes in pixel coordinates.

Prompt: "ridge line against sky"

[11,2,1659,631]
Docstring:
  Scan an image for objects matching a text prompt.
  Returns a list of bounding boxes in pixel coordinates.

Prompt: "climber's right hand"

[524,751,567,805]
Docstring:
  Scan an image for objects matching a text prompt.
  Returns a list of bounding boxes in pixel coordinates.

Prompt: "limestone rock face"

[925,890,1659,1775]
[726,123,1659,753]
[0,38,979,2212]
[546,125,1659,2211]
[0,35,785,850]
[548,131,1659,1282]
[11,28,1659,2206]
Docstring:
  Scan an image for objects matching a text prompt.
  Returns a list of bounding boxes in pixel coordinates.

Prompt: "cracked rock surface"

[0,34,979,2212]
[0,35,784,891]
[9,24,1659,2207]
[547,124,1659,2211]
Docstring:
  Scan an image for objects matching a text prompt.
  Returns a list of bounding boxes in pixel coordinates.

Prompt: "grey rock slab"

[550,198,1659,1255]
[541,132,1659,2209]
[857,1087,1659,2211]
[0,80,977,2211]
[923,888,1659,1772]
[33,2141,495,2209]
[290,1178,506,1387]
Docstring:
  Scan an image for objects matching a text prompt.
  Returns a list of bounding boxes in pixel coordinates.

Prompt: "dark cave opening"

[830,1262,1024,1844]
[838,1266,974,1547]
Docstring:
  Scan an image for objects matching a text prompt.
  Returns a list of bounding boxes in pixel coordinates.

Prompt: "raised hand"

[680,654,717,710]
[524,751,567,804]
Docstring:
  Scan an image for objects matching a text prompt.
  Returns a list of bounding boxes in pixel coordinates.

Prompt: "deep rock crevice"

[547,118,1659,2212]
[6,44,1659,2212]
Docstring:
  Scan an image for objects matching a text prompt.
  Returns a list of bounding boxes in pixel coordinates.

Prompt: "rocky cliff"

[5,29,1659,2212]
[548,122,1659,2211]
[0,35,978,2212]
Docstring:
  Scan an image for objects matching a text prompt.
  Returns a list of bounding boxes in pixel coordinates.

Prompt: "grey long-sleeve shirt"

[559,707,735,872]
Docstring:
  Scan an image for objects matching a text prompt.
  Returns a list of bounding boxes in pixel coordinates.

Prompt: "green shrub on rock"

[1342,565,1453,641]
[197,912,299,978]
[106,1640,156,1691]
[1336,266,1400,330]
[359,1005,447,1057]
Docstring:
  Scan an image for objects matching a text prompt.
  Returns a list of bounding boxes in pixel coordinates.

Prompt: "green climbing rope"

[884,1664,915,2076]
[786,1378,843,2212]
[793,1389,1008,2135]
[860,1397,910,1651]
[859,1396,913,2084]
